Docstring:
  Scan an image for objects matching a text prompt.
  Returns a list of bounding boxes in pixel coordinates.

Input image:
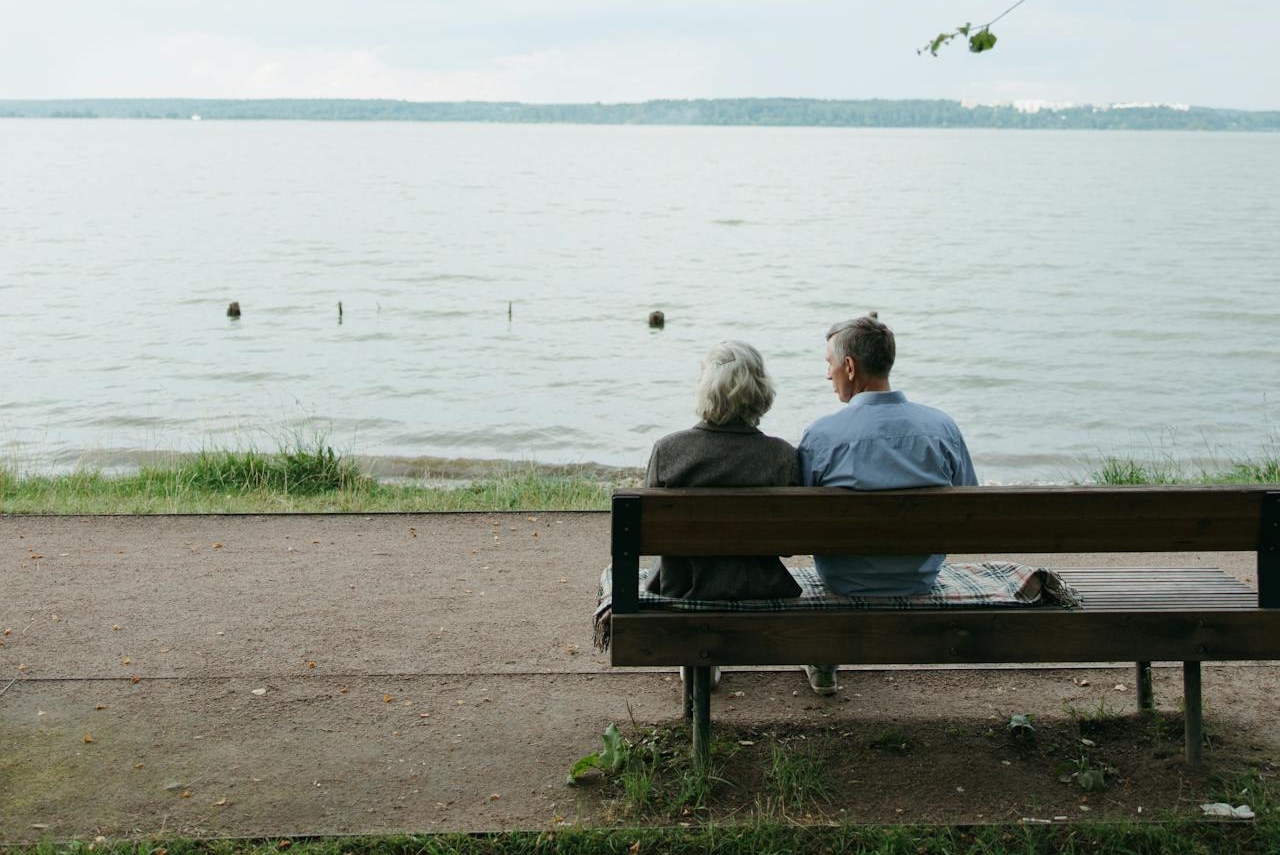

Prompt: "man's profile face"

[825,339,855,403]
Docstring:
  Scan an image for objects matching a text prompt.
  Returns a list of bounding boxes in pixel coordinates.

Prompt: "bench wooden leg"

[1183,661,1203,766]
[681,667,693,724]
[1136,661,1155,712]
[690,665,712,769]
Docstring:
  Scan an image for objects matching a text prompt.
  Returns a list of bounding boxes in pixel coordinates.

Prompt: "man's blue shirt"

[797,390,978,596]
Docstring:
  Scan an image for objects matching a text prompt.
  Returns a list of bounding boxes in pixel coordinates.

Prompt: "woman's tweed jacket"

[643,419,802,599]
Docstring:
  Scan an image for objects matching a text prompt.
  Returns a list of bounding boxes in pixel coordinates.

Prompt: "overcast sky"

[3,1,1277,110]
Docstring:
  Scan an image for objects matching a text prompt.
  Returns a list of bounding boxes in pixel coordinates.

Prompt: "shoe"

[803,664,838,696]
[680,666,723,691]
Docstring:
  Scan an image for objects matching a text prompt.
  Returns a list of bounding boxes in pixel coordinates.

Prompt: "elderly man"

[796,315,978,694]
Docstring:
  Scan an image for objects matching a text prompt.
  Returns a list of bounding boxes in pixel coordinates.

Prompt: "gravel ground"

[2,513,1274,839]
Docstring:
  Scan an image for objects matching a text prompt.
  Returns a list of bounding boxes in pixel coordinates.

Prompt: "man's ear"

[843,356,857,380]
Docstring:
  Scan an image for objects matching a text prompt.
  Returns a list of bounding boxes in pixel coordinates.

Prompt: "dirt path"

[2,514,1275,839]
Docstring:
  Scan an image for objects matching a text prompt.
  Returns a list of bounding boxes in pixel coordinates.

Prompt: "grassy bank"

[1088,455,1280,486]
[0,443,624,514]
[9,821,1278,855]
[2,442,1276,514]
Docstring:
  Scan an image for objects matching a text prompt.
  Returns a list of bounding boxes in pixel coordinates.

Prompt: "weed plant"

[767,743,832,810]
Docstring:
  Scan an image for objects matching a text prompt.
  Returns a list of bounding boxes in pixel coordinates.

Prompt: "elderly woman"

[644,340,802,600]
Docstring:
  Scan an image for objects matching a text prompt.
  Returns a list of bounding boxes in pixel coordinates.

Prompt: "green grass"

[3,439,1277,514]
[1088,454,1280,486]
[0,441,615,514]
[767,743,832,810]
[9,820,1280,855]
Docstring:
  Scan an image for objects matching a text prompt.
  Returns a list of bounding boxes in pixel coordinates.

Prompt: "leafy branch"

[918,0,1029,56]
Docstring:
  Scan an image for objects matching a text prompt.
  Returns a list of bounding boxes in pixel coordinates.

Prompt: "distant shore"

[3,97,1279,131]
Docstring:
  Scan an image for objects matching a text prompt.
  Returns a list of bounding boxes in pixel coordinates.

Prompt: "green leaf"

[957,23,972,36]
[1007,713,1036,736]
[567,752,602,784]
[928,32,950,56]
[599,723,626,771]
[969,29,998,53]
[1077,767,1108,791]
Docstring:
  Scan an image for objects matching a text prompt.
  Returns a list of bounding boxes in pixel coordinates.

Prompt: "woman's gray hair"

[694,340,776,426]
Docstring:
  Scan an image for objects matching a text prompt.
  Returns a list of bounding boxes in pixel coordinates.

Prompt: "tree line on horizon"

[2,97,1278,131]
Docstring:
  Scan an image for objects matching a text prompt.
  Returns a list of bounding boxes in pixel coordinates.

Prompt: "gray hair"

[694,340,776,426]
[827,316,895,378]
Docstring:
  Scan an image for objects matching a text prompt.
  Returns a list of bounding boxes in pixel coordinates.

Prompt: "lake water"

[2,120,1277,483]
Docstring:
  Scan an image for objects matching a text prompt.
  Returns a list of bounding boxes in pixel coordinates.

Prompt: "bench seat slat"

[610,609,1280,667]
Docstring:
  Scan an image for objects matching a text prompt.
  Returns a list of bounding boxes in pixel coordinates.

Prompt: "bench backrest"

[610,486,1280,613]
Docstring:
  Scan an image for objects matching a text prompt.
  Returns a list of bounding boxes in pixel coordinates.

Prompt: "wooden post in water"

[226,301,241,318]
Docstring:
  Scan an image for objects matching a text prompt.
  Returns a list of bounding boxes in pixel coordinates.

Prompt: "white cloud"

[1,1,1277,108]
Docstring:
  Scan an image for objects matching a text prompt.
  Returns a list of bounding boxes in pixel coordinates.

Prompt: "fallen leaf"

[180,790,192,798]
[251,688,267,696]
[134,763,145,769]
[121,657,131,665]
[1114,684,1127,692]
[213,798,229,807]
[383,693,394,703]
[31,824,49,831]
[30,553,44,559]
[531,532,539,538]
[419,713,431,718]
[277,841,293,850]
[489,793,501,801]
[130,676,141,684]
[4,628,12,636]
[111,625,121,631]
[84,734,95,743]
[339,686,349,694]
[212,543,223,549]
[307,661,317,669]
[95,704,107,710]
[17,663,29,672]
[558,578,568,584]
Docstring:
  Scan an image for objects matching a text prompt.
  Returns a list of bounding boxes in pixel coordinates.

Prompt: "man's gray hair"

[827,316,895,378]
[695,340,776,426]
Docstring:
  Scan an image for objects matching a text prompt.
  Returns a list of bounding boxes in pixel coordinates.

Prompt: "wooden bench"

[608,485,1280,766]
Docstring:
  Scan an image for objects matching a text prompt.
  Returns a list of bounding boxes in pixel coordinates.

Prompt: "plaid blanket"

[593,562,1082,652]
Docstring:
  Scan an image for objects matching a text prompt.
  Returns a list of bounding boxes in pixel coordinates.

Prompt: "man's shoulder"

[898,398,962,429]
[798,407,851,449]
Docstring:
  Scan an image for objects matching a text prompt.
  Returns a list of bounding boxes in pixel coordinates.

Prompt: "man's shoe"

[803,664,838,695]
